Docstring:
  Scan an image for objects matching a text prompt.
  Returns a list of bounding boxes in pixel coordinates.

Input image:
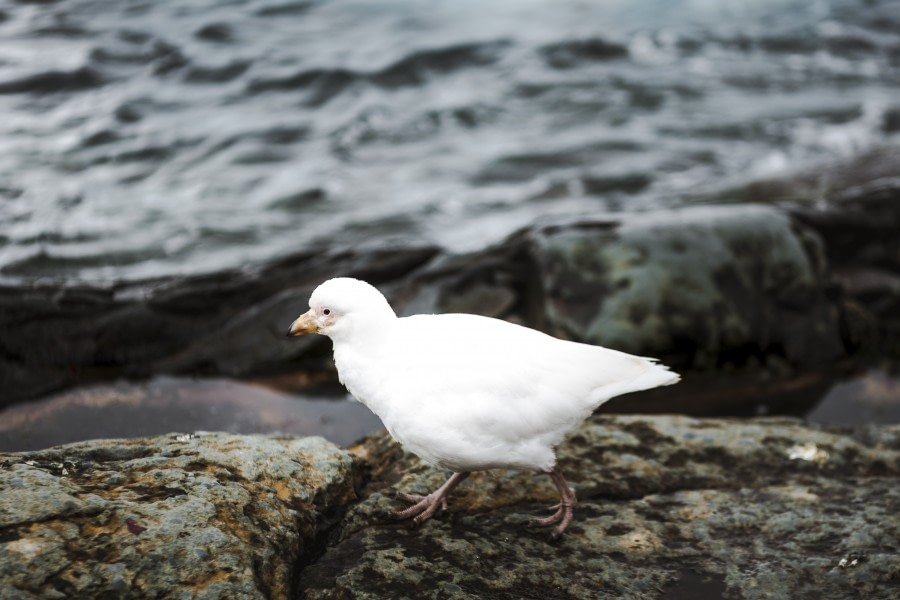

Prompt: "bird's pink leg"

[391,472,470,525]
[528,466,577,537]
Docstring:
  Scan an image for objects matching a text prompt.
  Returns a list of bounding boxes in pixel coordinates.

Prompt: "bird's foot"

[390,491,449,525]
[388,472,469,527]
[529,487,577,538]
[528,501,574,538]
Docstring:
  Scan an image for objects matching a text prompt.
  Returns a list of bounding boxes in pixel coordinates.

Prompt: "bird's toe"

[395,491,428,504]
[390,493,441,521]
[528,509,564,528]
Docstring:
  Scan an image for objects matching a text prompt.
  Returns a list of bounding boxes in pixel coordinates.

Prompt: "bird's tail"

[627,360,680,393]
[588,358,680,408]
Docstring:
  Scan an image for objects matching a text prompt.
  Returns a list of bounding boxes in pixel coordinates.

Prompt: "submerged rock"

[0,433,362,599]
[301,415,900,600]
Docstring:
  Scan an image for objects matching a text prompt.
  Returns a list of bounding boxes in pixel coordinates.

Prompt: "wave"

[0,66,104,94]
[370,40,510,87]
[540,38,629,69]
[246,40,510,105]
[473,141,646,184]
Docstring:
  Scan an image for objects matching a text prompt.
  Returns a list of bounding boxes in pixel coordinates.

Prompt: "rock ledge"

[2,416,898,599]
[0,433,361,599]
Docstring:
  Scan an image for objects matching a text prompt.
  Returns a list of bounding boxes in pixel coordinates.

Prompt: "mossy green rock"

[301,415,900,600]
[533,205,843,369]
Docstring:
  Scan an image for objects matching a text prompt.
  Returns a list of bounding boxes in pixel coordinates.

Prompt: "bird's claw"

[542,487,575,512]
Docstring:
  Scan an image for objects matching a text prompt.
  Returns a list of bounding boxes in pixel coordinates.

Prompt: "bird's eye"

[323,308,331,316]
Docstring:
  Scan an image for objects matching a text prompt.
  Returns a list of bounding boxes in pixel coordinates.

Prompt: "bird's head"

[286,277,397,342]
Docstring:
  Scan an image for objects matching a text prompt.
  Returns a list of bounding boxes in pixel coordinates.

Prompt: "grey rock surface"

[0,433,362,599]
[301,415,900,600]
[1,417,897,599]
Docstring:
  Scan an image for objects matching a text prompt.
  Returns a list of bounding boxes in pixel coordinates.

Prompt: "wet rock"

[397,203,848,373]
[532,204,843,369]
[0,245,439,407]
[790,175,900,357]
[1,416,896,599]
[0,432,362,599]
[713,146,900,358]
[3,151,900,409]
[299,415,900,600]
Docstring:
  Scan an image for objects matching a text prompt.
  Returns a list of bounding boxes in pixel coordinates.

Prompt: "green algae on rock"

[533,205,842,370]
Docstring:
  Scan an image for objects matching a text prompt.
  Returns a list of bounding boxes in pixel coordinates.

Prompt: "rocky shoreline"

[2,150,899,598]
[2,149,899,410]
[2,415,898,599]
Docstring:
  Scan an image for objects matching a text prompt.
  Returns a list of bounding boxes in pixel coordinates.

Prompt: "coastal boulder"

[2,416,897,599]
[300,415,900,599]
[0,433,362,599]
[531,204,843,369]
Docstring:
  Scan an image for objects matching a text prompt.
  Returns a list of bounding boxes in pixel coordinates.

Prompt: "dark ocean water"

[1,0,899,284]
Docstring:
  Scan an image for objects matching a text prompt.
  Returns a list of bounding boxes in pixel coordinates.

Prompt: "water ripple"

[0,0,898,283]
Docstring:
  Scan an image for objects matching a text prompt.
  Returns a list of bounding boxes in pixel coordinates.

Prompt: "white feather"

[311,278,679,472]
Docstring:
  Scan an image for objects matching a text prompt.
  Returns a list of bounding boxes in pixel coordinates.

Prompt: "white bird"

[287,277,679,536]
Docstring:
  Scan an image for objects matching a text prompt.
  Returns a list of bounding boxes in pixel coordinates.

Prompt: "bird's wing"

[378,313,674,446]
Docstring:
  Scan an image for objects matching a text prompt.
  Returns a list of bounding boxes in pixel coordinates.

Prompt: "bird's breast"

[333,345,394,418]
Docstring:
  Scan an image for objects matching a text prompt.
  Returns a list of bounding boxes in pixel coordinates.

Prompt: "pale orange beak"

[286,309,319,336]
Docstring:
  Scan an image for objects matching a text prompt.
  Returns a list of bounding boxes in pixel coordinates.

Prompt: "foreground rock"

[303,415,900,600]
[0,433,361,599]
[1,417,897,599]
